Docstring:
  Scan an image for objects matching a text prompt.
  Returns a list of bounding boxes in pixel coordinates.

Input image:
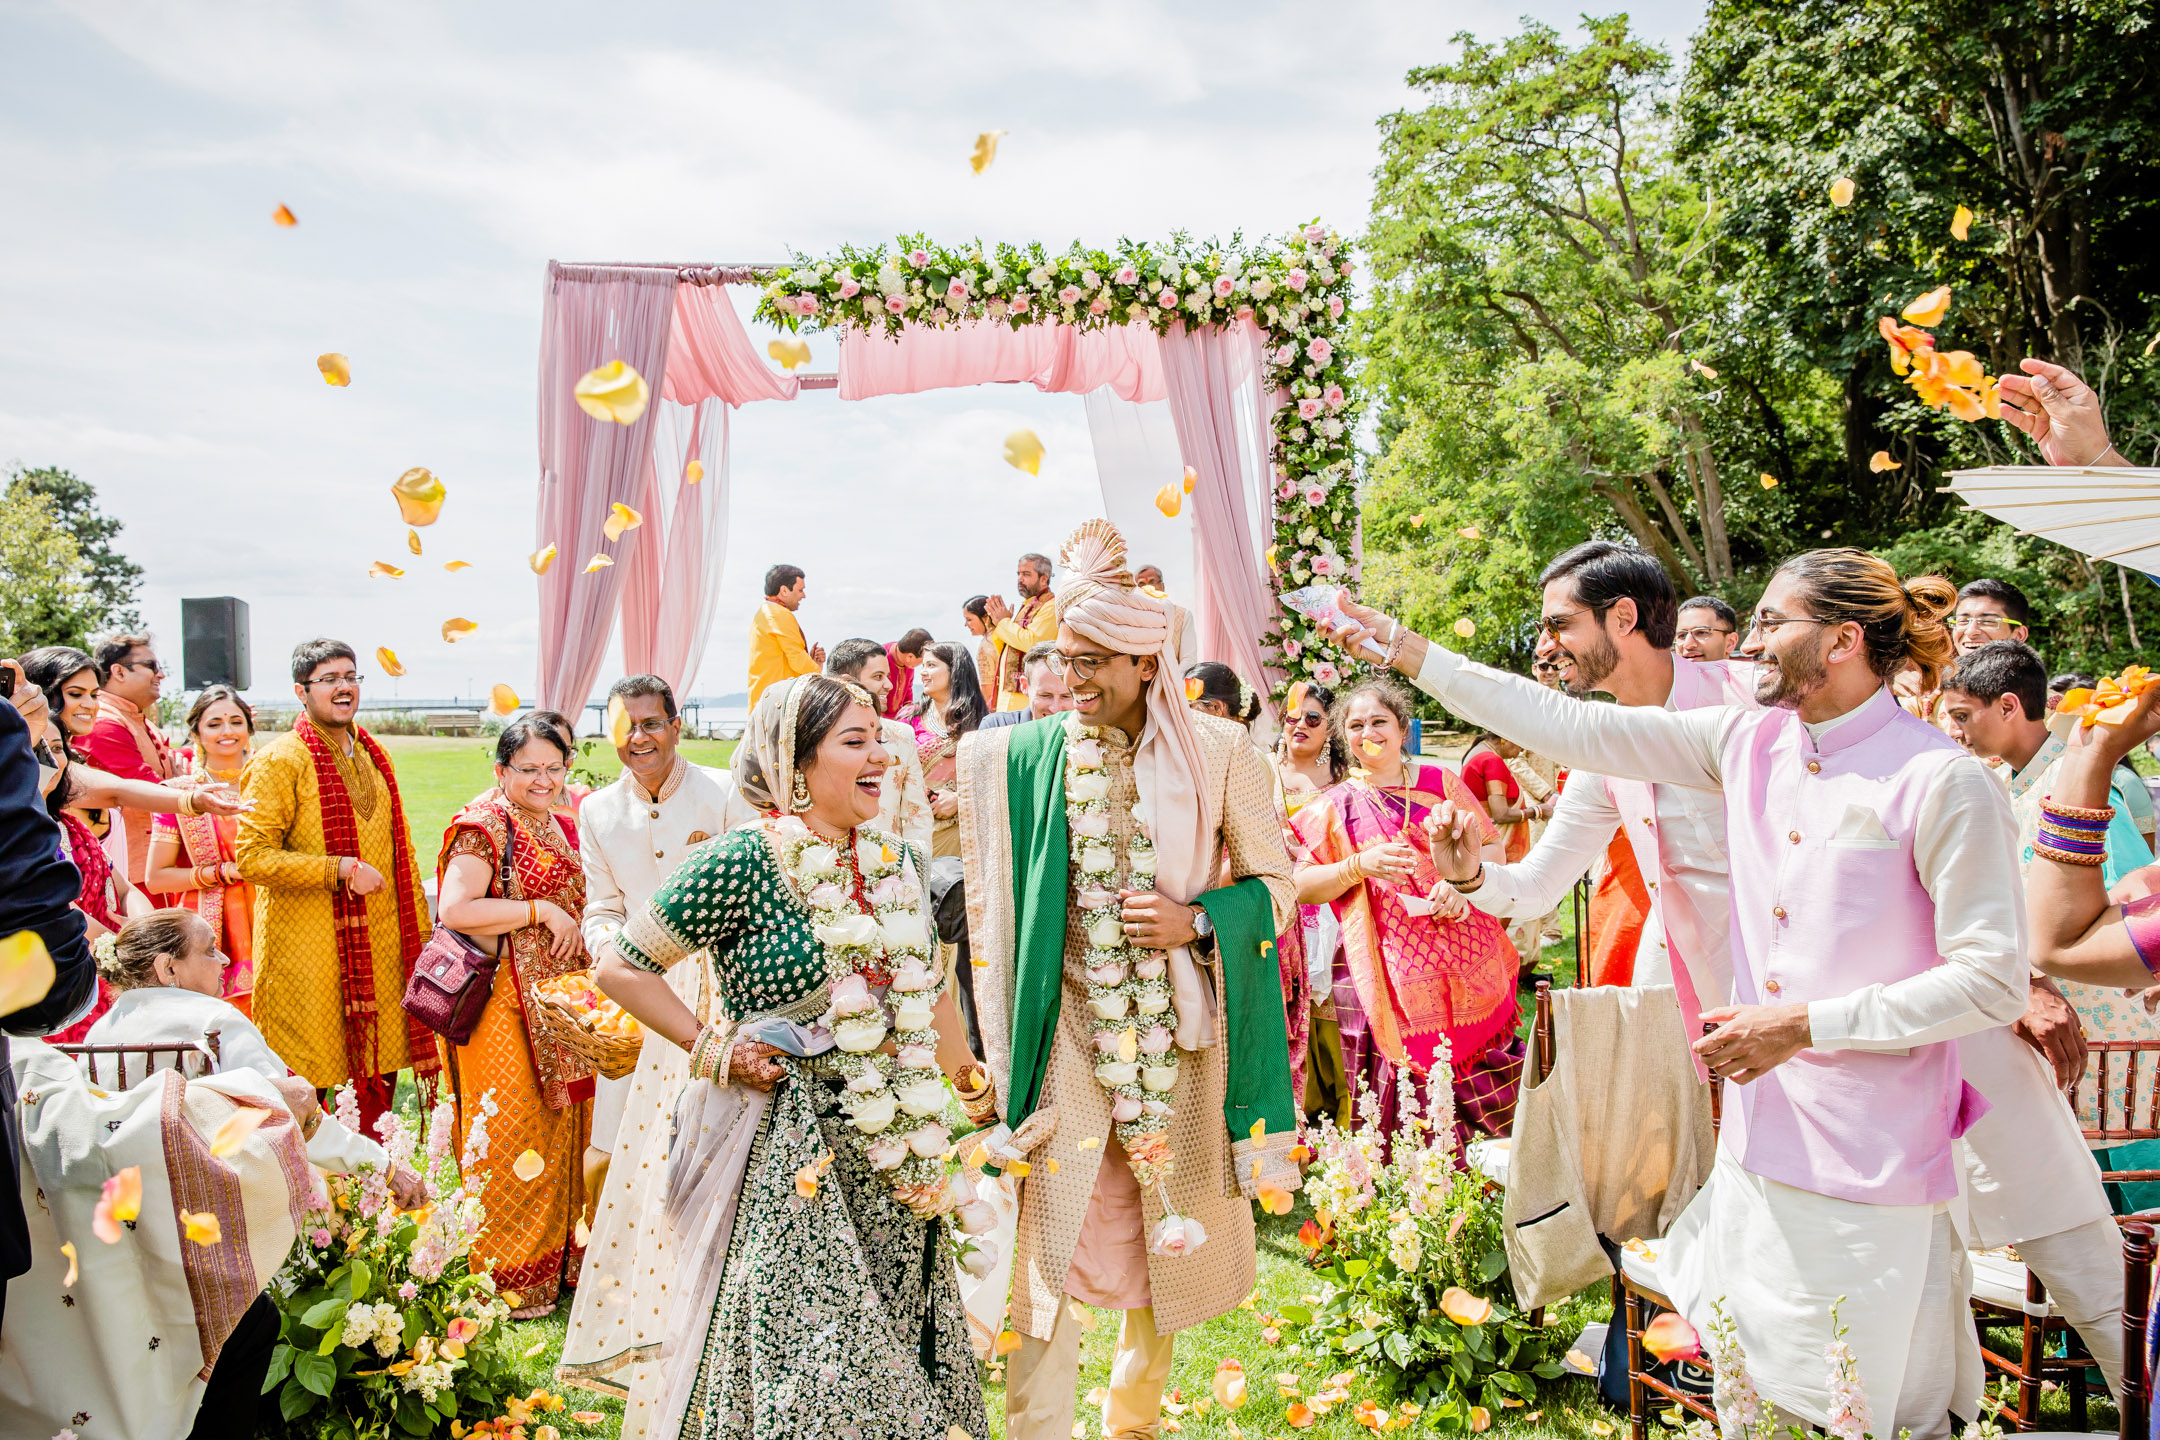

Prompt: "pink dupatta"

[1290,762,1516,1073]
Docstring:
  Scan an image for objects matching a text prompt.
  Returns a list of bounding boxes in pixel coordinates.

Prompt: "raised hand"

[1997,359,2123,467]
[1421,800,1485,882]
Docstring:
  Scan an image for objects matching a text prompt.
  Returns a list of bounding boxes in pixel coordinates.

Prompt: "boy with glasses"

[235,639,431,1138]
[81,631,177,896]
[1673,596,1740,662]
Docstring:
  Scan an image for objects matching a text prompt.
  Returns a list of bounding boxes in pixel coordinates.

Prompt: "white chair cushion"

[1969,1248,2056,1317]
[1467,1137,1510,1187]
[1619,1239,1669,1299]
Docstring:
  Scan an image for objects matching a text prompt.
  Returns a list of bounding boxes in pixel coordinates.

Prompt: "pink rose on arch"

[1236,304,1254,321]
[1058,285,1082,306]
[1304,223,1327,242]
[1297,397,1323,421]
[1213,276,1236,298]
[1307,336,1333,365]
[1340,260,1355,277]
[1090,295,1110,315]
[1329,297,1345,319]
[947,278,970,302]
[1271,344,1296,366]
[1304,485,1328,506]
[1311,552,1338,576]
[1284,638,1303,658]
[1285,268,1309,292]
[1115,263,1139,285]
[1311,661,1342,688]
[907,248,930,268]
[885,295,907,315]
[1278,481,1296,501]
[838,277,861,299]
[1324,384,1345,410]
[1157,288,1178,308]
[1011,294,1031,314]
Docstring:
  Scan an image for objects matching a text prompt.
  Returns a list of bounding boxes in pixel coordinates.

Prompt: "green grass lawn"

[376,735,738,854]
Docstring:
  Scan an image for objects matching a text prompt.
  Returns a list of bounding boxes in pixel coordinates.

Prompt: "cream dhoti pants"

[1007,1301,1175,1440]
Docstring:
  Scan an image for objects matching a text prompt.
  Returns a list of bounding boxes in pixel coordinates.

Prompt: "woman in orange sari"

[436,711,594,1317]
[1290,680,1520,1146]
[144,685,258,1011]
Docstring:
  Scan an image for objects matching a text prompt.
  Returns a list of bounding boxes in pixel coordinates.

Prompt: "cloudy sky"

[0,0,1704,714]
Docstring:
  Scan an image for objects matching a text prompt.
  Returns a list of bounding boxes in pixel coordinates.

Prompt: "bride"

[597,674,988,1440]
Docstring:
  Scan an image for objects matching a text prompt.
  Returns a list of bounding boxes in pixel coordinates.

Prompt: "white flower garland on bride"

[768,816,953,1217]
[1066,727,1181,1191]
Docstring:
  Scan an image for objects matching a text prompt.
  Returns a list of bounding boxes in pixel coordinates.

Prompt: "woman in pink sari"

[1290,679,1521,1147]
[906,641,987,857]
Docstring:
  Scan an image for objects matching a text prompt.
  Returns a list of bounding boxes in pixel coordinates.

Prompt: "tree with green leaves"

[3,463,143,650]
[0,487,90,656]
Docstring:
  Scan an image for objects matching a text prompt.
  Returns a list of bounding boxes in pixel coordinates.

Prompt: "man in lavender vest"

[1328,550,2030,1435]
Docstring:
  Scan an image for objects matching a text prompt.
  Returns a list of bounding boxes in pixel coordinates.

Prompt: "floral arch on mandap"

[533,226,1360,721]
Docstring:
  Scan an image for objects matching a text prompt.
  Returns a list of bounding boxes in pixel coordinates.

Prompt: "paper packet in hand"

[1279,586,1389,662]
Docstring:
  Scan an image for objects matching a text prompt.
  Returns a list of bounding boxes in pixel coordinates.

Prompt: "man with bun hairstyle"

[1326,550,2032,1435]
[957,519,1297,1440]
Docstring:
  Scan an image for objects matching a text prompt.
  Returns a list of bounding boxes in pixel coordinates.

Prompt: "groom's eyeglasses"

[1044,652,1130,682]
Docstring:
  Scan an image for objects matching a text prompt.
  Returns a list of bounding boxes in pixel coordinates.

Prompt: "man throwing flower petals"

[959,518,1299,1440]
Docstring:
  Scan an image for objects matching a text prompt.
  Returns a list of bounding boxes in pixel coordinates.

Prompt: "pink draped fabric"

[664,284,801,405]
[838,321,1165,402]
[1157,320,1280,711]
[620,399,730,696]
[536,264,679,717]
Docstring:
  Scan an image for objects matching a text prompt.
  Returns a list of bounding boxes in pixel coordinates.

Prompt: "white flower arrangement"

[755,224,1363,700]
[778,819,953,1217]
[1064,728,1181,1192]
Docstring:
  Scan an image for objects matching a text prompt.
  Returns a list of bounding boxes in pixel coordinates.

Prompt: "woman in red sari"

[436,711,594,1317]
[143,685,258,1011]
[1290,679,1520,1147]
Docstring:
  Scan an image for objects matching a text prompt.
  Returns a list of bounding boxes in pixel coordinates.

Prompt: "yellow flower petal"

[1458,524,1482,540]
[60,1241,77,1287]
[1952,204,1974,241]
[318,353,351,386]
[391,466,446,526]
[970,130,1006,174]
[1870,450,1901,473]
[107,1166,142,1225]
[603,502,644,542]
[0,931,57,1016]
[1902,285,1954,326]
[523,1337,549,1358]
[995,1328,1023,1355]
[767,338,812,371]
[968,1144,990,1168]
[1066,1300,1097,1332]
[1265,544,1278,570]
[1829,176,1855,207]
[442,617,478,643]
[1588,1423,1613,1436]
[368,562,405,579]
[530,543,558,576]
[272,203,298,227]
[1760,472,1778,489]
[180,1209,223,1245]
[513,1148,545,1182]
[1408,514,1424,527]
[1154,483,1182,518]
[1005,1159,1031,1177]
[574,1215,590,1248]
[1440,1286,1493,1326]
[1453,617,1476,638]
[605,695,632,749]
[407,528,423,556]
[685,459,705,484]
[1046,1158,1061,1174]
[583,554,614,573]
[1118,1027,1138,1063]
[443,560,472,572]
[1003,428,1044,475]
[1077,1136,1101,1149]
[574,360,652,426]
[1257,1184,1293,1215]
[210,1107,271,1157]
[489,684,519,717]
[376,647,406,678]
[1472,1408,1495,1433]
[1182,465,1197,495]
[1689,358,1719,379]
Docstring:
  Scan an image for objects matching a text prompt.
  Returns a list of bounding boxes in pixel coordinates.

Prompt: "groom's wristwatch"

[1189,905,1215,950]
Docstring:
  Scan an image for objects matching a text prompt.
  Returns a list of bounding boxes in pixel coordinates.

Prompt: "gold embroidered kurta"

[236,728,426,1085]
[958,711,1294,1338]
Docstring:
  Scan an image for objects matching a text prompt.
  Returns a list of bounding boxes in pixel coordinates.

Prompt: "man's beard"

[1558,632,1621,698]
[1755,640,1829,710]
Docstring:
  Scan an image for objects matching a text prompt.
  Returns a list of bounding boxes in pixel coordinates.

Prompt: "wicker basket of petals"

[529,970,645,1080]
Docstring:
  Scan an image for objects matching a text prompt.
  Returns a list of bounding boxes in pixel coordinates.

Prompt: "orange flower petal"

[1408,514,1425,527]
[1760,473,1778,489]
[1689,358,1719,379]
[489,684,519,717]
[1286,1404,1316,1428]
[376,647,406,678]
[603,502,644,542]
[995,1329,1023,1355]
[574,361,651,426]
[1440,1286,1492,1326]
[1458,524,1482,540]
[530,543,559,576]
[1185,676,1205,701]
[1453,617,1476,638]
[1829,176,1855,207]
[1902,285,1953,326]
[60,1241,77,1286]
[583,554,614,573]
[1870,450,1900,473]
[407,528,423,556]
[443,560,472,572]
[368,562,405,579]
[970,130,1006,175]
[1182,465,1197,495]
[685,460,705,484]
[181,1209,223,1245]
[272,204,298,226]
[1952,205,1974,241]
[442,617,479,643]
[1155,482,1182,518]
[1257,1184,1293,1216]
[318,353,351,386]
[605,695,632,749]
[1642,1312,1701,1361]
[512,1148,545,1182]
[391,466,446,526]
[211,1107,271,1157]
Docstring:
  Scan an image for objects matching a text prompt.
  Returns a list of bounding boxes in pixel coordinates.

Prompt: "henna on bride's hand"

[728,1040,787,1091]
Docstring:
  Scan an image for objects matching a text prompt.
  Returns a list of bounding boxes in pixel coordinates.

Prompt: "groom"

[959,519,1299,1440]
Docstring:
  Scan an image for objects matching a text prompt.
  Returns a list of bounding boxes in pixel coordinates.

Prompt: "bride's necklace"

[773,817,953,1218]
[1066,723,1180,1190]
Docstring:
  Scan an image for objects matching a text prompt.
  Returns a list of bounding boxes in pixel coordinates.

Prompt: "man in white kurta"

[557,675,736,1429]
[1330,560,2029,1437]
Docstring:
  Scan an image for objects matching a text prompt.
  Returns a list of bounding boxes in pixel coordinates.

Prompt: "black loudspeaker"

[182,597,251,690]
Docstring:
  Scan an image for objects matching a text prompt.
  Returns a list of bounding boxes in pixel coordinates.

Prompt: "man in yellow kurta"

[746,563,823,709]
[984,552,1059,711]
[237,638,430,1138]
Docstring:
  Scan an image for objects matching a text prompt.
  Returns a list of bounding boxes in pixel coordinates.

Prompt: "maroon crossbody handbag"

[401,822,515,1043]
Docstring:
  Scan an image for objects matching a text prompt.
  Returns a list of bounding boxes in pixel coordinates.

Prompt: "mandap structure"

[534,227,1362,720]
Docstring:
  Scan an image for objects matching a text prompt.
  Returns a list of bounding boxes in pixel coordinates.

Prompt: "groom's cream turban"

[1053,518,1220,1049]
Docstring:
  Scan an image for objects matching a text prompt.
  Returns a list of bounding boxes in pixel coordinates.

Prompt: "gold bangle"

[1345,852,1362,881]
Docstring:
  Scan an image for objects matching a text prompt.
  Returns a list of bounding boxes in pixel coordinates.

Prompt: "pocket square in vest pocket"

[1827,802,1898,850]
